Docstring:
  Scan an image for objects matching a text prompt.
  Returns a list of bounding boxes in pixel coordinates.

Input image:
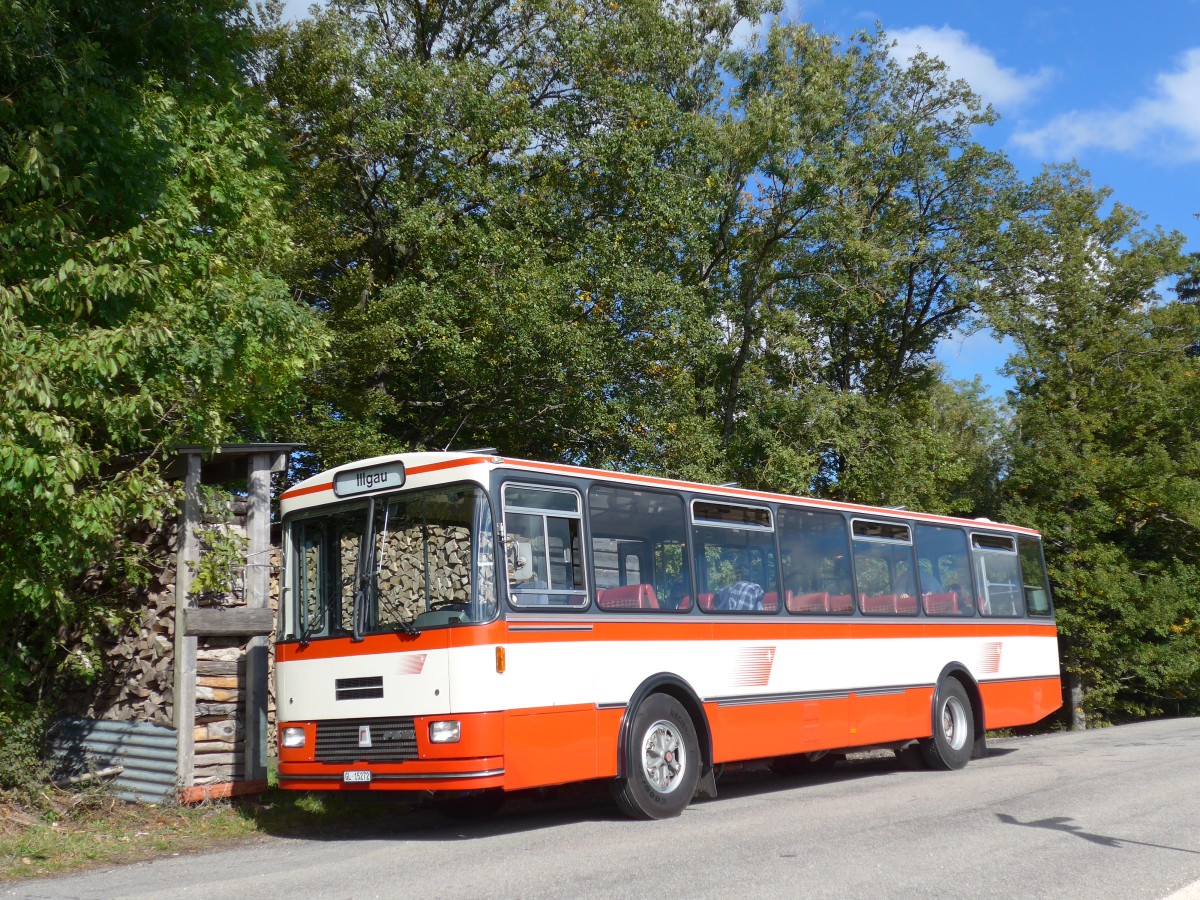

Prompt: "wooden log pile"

[61,522,179,728]
[374,525,472,621]
[193,641,246,785]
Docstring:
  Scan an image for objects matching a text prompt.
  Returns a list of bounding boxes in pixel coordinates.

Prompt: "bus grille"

[314,716,419,762]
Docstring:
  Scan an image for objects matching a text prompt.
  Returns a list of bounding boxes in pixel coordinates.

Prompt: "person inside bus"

[714,554,764,611]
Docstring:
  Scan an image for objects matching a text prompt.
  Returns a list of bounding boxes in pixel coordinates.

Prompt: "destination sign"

[333,461,406,497]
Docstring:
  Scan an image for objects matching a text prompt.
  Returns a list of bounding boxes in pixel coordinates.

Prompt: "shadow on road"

[996,813,1200,855]
[242,749,985,843]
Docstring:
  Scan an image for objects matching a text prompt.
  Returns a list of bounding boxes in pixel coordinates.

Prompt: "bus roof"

[280,450,1041,537]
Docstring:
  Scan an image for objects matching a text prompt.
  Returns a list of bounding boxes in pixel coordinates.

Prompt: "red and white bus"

[275,452,1061,818]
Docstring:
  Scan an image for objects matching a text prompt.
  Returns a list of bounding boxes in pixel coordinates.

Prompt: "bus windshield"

[289,484,497,639]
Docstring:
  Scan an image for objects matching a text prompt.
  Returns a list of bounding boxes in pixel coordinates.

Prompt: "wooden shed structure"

[169,443,298,801]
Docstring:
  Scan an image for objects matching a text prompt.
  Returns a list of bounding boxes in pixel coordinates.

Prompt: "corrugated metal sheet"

[48,718,178,803]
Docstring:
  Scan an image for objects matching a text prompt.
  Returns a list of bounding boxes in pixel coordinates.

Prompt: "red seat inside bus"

[923,592,960,615]
[762,591,778,611]
[786,592,856,614]
[860,593,898,614]
[861,594,918,614]
[828,593,853,613]
[696,593,715,611]
[787,591,829,613]
[597,583,660,610]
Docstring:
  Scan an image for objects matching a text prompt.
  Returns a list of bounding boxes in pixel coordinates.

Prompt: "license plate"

[343,770,372,784]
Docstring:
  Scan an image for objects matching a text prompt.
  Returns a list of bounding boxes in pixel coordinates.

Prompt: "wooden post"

[244,452,272,783]
[173,452,201,790]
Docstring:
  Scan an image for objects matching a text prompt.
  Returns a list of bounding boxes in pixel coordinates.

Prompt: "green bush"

[0,702,50,793]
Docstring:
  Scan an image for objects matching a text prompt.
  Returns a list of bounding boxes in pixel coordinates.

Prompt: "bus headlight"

[282,726,307,749]
[429,720,461,743]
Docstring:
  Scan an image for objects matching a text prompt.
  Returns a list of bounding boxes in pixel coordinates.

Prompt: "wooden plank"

[196,660,241,677]
[182,607,274,636]
[196,686,242,703]
[195,741,242,756]
[193,754,244,768]
[195,720,240,742]
[195,702,242,718]
[196,674,240,690]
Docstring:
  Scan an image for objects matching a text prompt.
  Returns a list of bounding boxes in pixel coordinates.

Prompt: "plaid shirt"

[715,580,764,611]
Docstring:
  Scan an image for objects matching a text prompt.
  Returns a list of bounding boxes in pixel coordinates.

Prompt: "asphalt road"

[8,718,1200,899]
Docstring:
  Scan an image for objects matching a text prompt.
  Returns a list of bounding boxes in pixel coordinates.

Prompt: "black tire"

[918,678,974,770]
[613,694,700,819]
[771,750,843,777]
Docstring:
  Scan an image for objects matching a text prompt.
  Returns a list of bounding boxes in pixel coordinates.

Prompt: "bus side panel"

[980,676,1063,729]
[596,707,623,779]
[503,704,600,791]
[848,687,933,746]
[710,696,851,764]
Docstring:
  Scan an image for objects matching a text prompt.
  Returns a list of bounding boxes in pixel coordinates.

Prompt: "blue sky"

[778,0,1200,394]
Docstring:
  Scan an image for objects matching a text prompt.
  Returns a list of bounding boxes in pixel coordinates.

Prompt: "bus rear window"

[1018,537,1053,616]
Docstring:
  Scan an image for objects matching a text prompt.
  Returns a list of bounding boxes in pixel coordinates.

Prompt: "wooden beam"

[244,452,273,783]
[173,452,201,790]
[182,607,274,636]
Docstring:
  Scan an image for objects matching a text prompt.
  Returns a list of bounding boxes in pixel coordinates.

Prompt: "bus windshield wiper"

[392,618,421,636]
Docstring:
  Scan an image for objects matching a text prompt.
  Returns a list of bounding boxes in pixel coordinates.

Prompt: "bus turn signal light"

[496,646,506,673]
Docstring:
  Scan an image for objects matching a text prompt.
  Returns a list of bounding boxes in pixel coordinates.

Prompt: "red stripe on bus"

[280,455,493,502]
[280,481,333,500]
[406,456,493,477]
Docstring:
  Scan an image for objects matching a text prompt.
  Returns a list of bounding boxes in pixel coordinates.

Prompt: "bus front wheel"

[613,694,700,819]
[919,678,974,770]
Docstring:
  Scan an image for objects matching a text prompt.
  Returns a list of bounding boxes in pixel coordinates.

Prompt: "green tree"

[259,0,771,475]
[990,167,1200,723]
[678,26,1022,505]
[0,0,325,700]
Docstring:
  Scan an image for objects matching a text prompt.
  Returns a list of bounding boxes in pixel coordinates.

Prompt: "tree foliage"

[991,168,1200,722]
[258,0,771,474]
[679,26,1022,503]
[0,0,325,700]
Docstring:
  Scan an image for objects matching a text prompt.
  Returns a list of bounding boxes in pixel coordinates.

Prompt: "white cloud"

[1013,47,1200,162]
[729,14,771,52]
[889,26,1053,111]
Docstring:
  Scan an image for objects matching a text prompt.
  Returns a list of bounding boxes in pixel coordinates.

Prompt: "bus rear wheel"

[613,694,700,819]
[919,678,974,770]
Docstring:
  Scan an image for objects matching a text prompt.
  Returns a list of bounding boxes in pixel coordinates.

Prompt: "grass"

[0,781,418,883]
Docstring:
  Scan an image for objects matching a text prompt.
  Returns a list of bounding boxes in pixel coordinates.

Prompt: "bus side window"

[914,524,976,616]
[691,500,777,614]
[851,520,918,616]
[778,508,853,614]
[588,484,691,611]
[972,534,1023,617]
[503,484,588,607]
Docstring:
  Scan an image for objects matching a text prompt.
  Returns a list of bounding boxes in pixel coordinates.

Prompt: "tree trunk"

[1067,673,1086,731]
